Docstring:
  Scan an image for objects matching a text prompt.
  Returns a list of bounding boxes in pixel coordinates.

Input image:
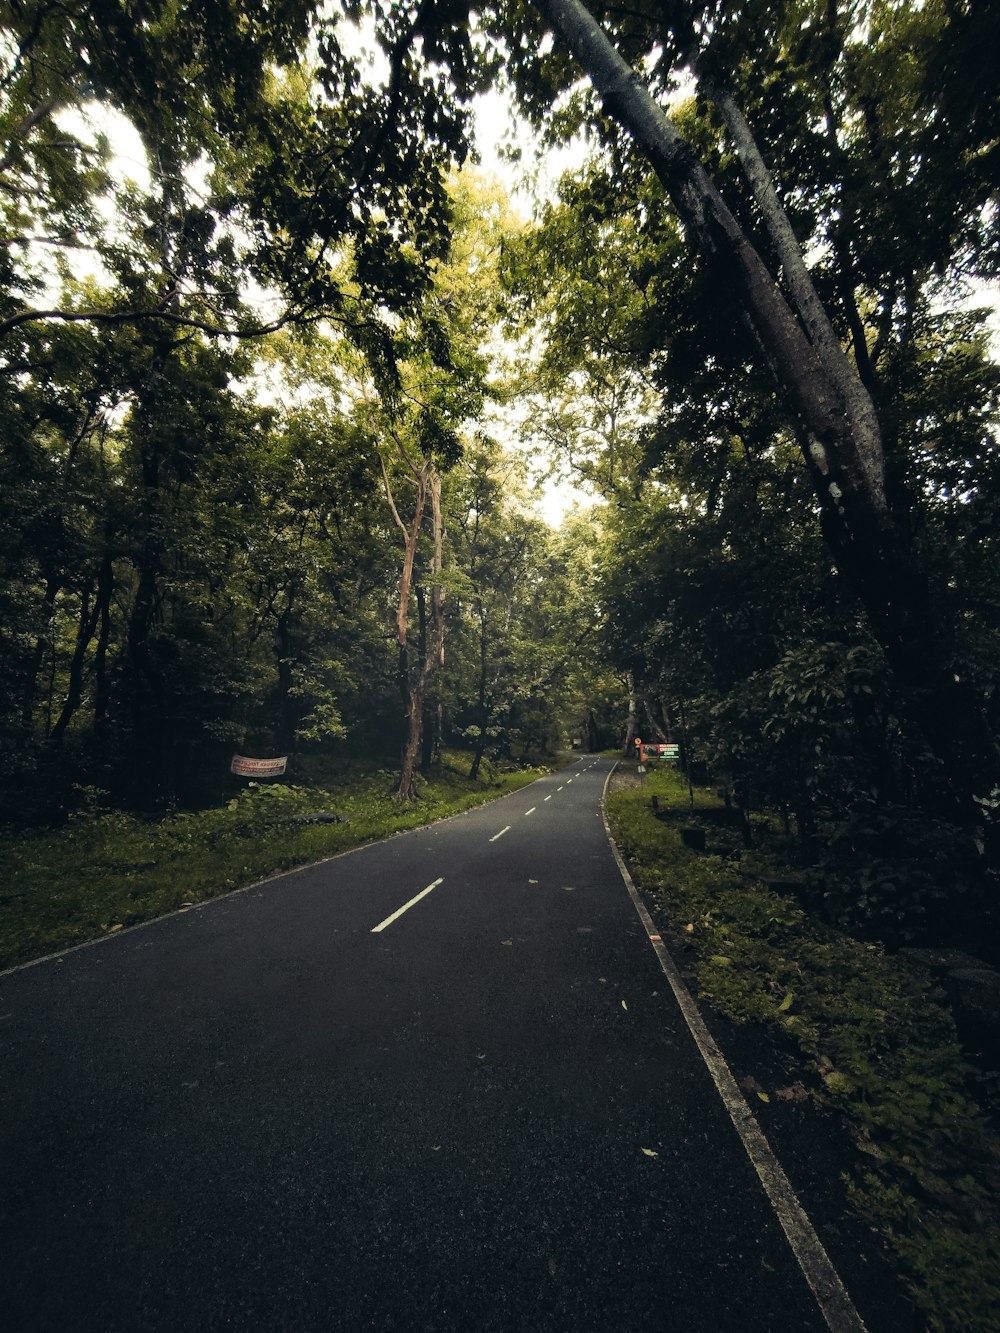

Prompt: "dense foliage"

[0,1,611,817]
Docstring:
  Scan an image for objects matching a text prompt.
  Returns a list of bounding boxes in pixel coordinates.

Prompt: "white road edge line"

[489,826,511,843]
[600,766,867,1333]
[371,878,444,933]
[524,807,537,816]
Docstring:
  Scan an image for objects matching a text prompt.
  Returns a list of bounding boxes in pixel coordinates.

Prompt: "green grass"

[0,751,547,971]
[607,764,1000,1333]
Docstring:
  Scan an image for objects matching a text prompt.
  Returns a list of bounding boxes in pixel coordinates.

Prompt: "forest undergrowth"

[606,764,1000,1333]
[0,751,551,973]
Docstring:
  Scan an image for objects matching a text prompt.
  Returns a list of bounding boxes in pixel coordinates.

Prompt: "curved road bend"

[3,756,836,1332]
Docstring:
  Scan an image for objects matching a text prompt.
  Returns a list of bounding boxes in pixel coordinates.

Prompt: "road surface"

[1,757,846,1331]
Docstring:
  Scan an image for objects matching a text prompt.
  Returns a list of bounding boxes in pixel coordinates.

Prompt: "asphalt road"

[1,757,836,1332]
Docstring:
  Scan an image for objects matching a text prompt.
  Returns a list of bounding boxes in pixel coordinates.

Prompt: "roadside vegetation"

[0,752,550,972]
[607,764,1000,1333]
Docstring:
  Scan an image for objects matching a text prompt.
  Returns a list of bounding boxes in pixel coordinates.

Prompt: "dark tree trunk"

[122,330,176,806]
[92,553,114,732]
[275,600,301,754]
[469,608,492,780]
[392,472,445,802]
[50,584,101,744]
[469,732,489,781]
[640,693,669,743]
[21,577,61,730]
[417,586,436,775]
[622,670,639,757]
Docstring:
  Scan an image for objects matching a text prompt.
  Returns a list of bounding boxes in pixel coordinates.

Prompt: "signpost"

[230,755,288,778]
[639,743,680,763]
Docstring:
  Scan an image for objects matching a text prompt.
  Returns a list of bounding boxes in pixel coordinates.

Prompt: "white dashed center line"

[544,795,552,801]
[489,826,511,843]
[371,878,444,933]
[525,807,536,816]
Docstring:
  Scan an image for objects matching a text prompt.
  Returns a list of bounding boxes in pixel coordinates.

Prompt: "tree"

[504,0,999,838]
[446,437,551,775]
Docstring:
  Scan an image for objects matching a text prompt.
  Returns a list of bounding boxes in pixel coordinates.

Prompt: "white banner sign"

[230,754,288,777]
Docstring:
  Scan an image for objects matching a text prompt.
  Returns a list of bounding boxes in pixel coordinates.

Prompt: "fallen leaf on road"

[501,939,513,946]
[640,1147,658,1157]
[598,977,607,984]
[756,1091,770,1103]
[775,1083,809,1103]
[621,1000,628,1011]
[529,879,538,884]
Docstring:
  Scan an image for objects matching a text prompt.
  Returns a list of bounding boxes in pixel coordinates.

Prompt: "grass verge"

[606,764,1000,1333]
[0,751,547,972]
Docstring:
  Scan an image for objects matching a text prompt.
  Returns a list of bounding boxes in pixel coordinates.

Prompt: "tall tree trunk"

[417,585,435,775]
[21,577,61,731]
[388,467,427,802]
[124,391,168,805]
[50,584,101,744]
[92,553,114,734]
[397,473,446,800]
[469,606,491,780]
[622,670,639,757]
[532,0,1000,836]
[381,456,447,802]
[640,693,669,743]
[275,598,300,754]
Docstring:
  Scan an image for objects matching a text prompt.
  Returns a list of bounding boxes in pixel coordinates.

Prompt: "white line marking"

[600,767,867,1333]
[525,807,537,816]
[557,786,564,791]
[1,763,568,980]
[544,795,552,802]
[489,826,511,843]
[371,878,444,933]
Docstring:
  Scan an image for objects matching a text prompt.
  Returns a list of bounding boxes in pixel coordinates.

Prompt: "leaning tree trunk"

[532,0,1000,837]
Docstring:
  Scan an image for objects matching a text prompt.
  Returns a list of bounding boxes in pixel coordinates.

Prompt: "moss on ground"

[0,751,546,971]
[607,764,1000,1333]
